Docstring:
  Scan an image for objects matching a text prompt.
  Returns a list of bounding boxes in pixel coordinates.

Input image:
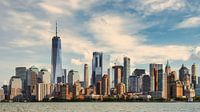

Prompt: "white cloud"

[71,58,83,65]
[87,13,192,64]
[38,2,64,14]
[38,0,99,16]
[175,16,200,29]
[130,0,186,15]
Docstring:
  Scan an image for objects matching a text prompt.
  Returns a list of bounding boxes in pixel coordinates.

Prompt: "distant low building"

[117,82,125,95]
[0,89,5,101]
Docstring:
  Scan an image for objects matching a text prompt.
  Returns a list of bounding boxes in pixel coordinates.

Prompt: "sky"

[0,0,200,86]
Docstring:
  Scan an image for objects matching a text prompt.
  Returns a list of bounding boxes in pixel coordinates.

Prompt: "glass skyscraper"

[123,57,130,92]
[51,23,62,84]
[91,52,110,85]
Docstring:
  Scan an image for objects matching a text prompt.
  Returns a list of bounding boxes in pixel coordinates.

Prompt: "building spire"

[166,60,170,68]
[56,21,58,37]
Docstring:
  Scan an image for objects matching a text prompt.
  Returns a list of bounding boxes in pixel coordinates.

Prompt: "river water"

[0,102,200,112]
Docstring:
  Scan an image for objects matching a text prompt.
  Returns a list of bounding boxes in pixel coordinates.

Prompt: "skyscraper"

[84,64,89,88]
[163,61,171,99]
[38,68,50,84]
[68,70,79,92]
[51,23,62,84]
[27,66,39,99]
[150,64,163,97]
[123,57,130,92]
[15,67,27,92]
[91,52,110,85]
[102,74,110,96]
[179,64,189,82]
[165,60,171,74]
[133,69,145,76]
[191,63,197,89]
[113,65,123,88]
[142,75,150,94]
[9,76,22,100]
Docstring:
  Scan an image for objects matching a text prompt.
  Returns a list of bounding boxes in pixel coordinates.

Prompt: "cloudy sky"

[1,0,200,86]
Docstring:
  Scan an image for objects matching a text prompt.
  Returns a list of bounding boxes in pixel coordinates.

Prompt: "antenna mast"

[56,21,58,37]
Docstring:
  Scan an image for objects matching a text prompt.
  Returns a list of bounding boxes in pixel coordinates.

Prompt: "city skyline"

[1,0,200,86]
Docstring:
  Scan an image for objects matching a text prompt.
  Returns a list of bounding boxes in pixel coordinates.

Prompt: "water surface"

[0,102,200,112]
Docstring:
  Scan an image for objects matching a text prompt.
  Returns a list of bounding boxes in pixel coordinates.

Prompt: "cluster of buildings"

[0,25,199,102]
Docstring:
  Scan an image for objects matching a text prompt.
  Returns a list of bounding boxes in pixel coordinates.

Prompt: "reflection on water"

[0,102,200,112]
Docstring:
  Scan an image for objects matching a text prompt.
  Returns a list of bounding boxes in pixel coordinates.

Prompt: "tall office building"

[102,74,110,96]
[38,68,51,84]
[27,66,39,99]
[91,52,110,85]
[167,71,177,99]
[123,57,130,92]
[163,61,171,99]
[51,23,62,84]
[133,69,145,76]
[150,64,163,97]
[165,60,171,74]
[15,67,27,92]
[36,83,54,101]
[179,64,189,82]
[84,64,89,88]
[113,65,123,88]
[128,75,138,93]
[68,70,80,92]
[142,75,150,94]
[191,63,197,89]
[9,76,22,100]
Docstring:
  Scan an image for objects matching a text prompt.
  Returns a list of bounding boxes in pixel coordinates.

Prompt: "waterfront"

[0,102,200,112]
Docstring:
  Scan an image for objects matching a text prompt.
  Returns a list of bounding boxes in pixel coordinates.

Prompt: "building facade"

[68,70,80,92]
[150,64,163,97]
[51,24,62,84]
[84,64,89,88]
[91,52,110,85]
[113,65,123,88]
[123,57,130,92]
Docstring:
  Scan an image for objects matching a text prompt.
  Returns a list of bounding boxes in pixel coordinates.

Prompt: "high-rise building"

[38,68,50,84]
[62,69,67,83]
[150,64,163,97]
[198,77,200,84]
[133,69,145,76]
[91,52,110,85]
[163,61,171,99]
[96,81,102,95]
[179,64,189,82]
[113,65,123,88]
[123,57,130,92]
[142,75,150,94]
[36,83,54,101]
[191,63,197,89]
[167,71,177,99]
[73,81,82,97]
[128,75,143,93]
[15,67,27,92]
[51,23,62,84]
[102,74,110,96]
[165,60,171,74]
[27,66,39,99]
[9,76,22,100]
[171,80,183,98]
[128,75,138,93]
[68,70,80,92]
[84,64,89,88]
